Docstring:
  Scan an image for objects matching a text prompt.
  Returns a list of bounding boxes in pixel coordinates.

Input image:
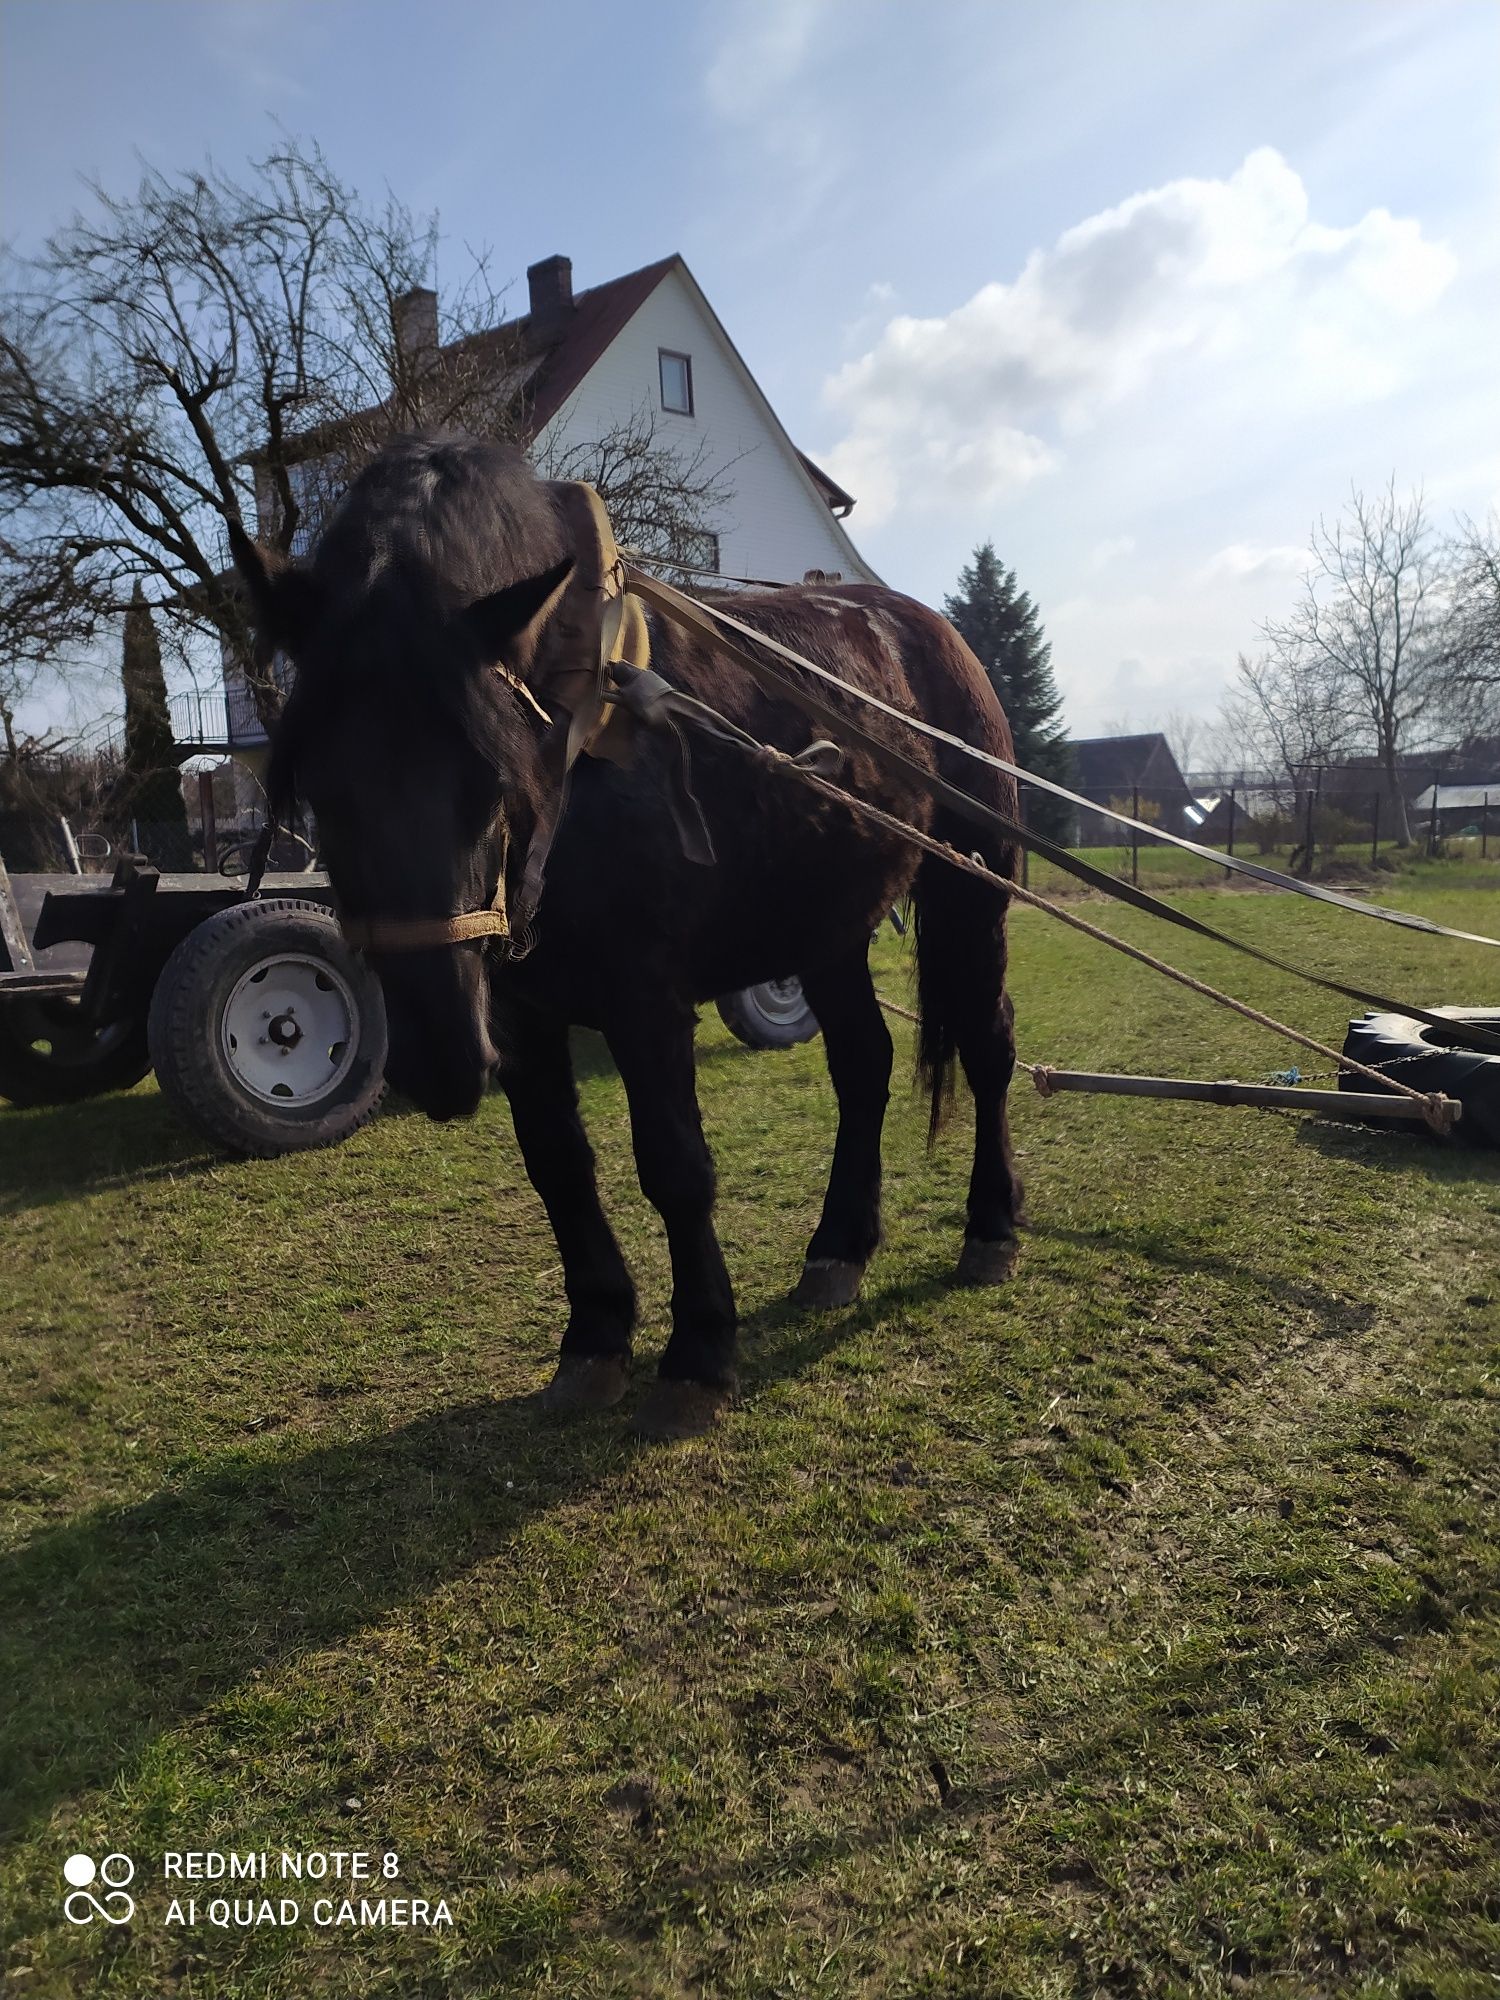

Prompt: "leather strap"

[631,571,1500,956]
[626,569,1500,1060]
[339,829,510,954]
[339,907,509,952]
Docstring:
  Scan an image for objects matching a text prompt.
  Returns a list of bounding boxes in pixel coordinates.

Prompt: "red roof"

[448,255,682,436]
[250,253,863,534]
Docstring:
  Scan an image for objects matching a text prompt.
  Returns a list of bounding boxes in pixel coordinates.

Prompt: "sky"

[3,0,1498,741]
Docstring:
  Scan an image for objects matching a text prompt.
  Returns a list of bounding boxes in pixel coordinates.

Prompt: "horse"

[232,431,1024,1438]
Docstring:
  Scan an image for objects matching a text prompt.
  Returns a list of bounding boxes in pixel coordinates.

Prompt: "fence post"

[1301,784,1315,877]
[1370,790,1380,866]
[1131,784,1140,886]
[1428,770,1441,856]
[1484,793,1491,860]
[197,770,219,873]
[1225,786,1236,877]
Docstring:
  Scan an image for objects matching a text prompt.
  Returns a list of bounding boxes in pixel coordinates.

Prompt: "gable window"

[680,530,719,576]
[659,349,694,416]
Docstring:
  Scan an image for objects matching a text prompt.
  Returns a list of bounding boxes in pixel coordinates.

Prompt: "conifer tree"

[118,584,191,865]
[944,542,1073,838]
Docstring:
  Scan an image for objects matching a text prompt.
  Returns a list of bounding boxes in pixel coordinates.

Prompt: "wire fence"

[1015,778,1500,893]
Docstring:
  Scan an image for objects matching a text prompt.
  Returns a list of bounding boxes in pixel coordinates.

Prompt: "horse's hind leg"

[953,984,1024,1285]
[790,949,894,1309]
[913,847,1024,1284]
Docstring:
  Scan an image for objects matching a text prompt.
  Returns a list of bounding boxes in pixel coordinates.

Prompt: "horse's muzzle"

[375,951,496,1121]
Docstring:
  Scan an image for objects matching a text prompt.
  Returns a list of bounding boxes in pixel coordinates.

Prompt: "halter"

[337,869,512,954]
[337,733,521,957]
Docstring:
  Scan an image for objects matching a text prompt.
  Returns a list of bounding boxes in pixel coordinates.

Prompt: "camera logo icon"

[62,1853,136,1925]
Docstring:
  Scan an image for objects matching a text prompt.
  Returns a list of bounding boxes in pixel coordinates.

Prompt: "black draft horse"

[235,433,1024,1437]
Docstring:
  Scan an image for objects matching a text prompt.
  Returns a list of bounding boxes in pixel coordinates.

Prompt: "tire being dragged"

[1341,1007,1500,1147]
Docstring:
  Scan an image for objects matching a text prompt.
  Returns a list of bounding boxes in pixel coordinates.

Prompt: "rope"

[624,567,1500,1057]
[618,545,791,591]
[874,991,920,1024]
[738,744,1456,1135]
[631,569,1500,956]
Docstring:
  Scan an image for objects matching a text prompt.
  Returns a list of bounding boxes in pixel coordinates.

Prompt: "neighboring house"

[1409,781,1500,835]
[1189,789,1282,846]
[222,252,877,749]
[1071,733,1195,844]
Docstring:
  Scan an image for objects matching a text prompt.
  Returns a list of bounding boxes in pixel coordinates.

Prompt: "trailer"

[1,844,830,1157]
[0,851,388,1156]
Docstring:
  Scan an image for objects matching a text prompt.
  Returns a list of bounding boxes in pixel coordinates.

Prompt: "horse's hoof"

[633,1378,734,1441]
[790,1257,865,1309]
[538,1353,631,1415]
[955,1236,1020,1286]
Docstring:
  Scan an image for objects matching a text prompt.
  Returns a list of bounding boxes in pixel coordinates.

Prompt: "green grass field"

[2,867,1498,1998]
[1025,840,1500,898]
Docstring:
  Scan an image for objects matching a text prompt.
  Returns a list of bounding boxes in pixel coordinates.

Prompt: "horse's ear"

[228,518,322,653]
[463,557,575,660]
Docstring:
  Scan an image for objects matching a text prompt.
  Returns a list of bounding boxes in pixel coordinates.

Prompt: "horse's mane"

[314,431,568,609]
[269,433,565,811]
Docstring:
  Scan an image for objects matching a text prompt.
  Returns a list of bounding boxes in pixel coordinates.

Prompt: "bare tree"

[537,405,731,576]
[1,141,730,738]
[1253,481,1452,843]
[1223,641,1352,809]
[0,535,105,758]
[0,142,536,727]
[1444,512,1500,738]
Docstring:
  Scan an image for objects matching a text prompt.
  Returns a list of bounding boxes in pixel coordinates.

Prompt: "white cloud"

[704,0,829,120]
[1090,535,1137,570]
[1197,541,1306,582]
[820,148,1456,526]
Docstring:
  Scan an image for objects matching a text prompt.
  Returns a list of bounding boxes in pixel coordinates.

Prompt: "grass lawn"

[1,868,1498,1998]
[1025,841,1500,898]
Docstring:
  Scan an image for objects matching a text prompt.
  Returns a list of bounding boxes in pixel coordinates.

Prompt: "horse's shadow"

[0,1262,951,1842]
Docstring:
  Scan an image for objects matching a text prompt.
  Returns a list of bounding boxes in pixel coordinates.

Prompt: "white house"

[515,252,877,585]
[221,252,877,751]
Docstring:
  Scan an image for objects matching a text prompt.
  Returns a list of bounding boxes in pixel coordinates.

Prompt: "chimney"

[526,255,573,342]
[393,287,438,367]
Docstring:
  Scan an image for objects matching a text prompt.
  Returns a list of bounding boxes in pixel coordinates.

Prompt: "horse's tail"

[909,635,1022,1145]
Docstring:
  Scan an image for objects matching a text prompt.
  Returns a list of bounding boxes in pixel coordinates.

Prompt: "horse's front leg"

[499,1016,636,1413]
[605,1001,736,1440]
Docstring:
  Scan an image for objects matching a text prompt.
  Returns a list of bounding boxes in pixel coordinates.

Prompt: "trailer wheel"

[716,977,821,1050]
[0,997,151,1107]
[148,899,387,1157]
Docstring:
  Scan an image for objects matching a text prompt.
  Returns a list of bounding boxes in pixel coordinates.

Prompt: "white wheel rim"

[220,953,361,1107]
[753,978,810,1027]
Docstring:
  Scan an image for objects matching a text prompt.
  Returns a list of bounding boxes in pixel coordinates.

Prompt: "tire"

[0,996,151,1107]
[716,977,821,1050]
[1341,1007,1500,1148]
[147,899,388,1157]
